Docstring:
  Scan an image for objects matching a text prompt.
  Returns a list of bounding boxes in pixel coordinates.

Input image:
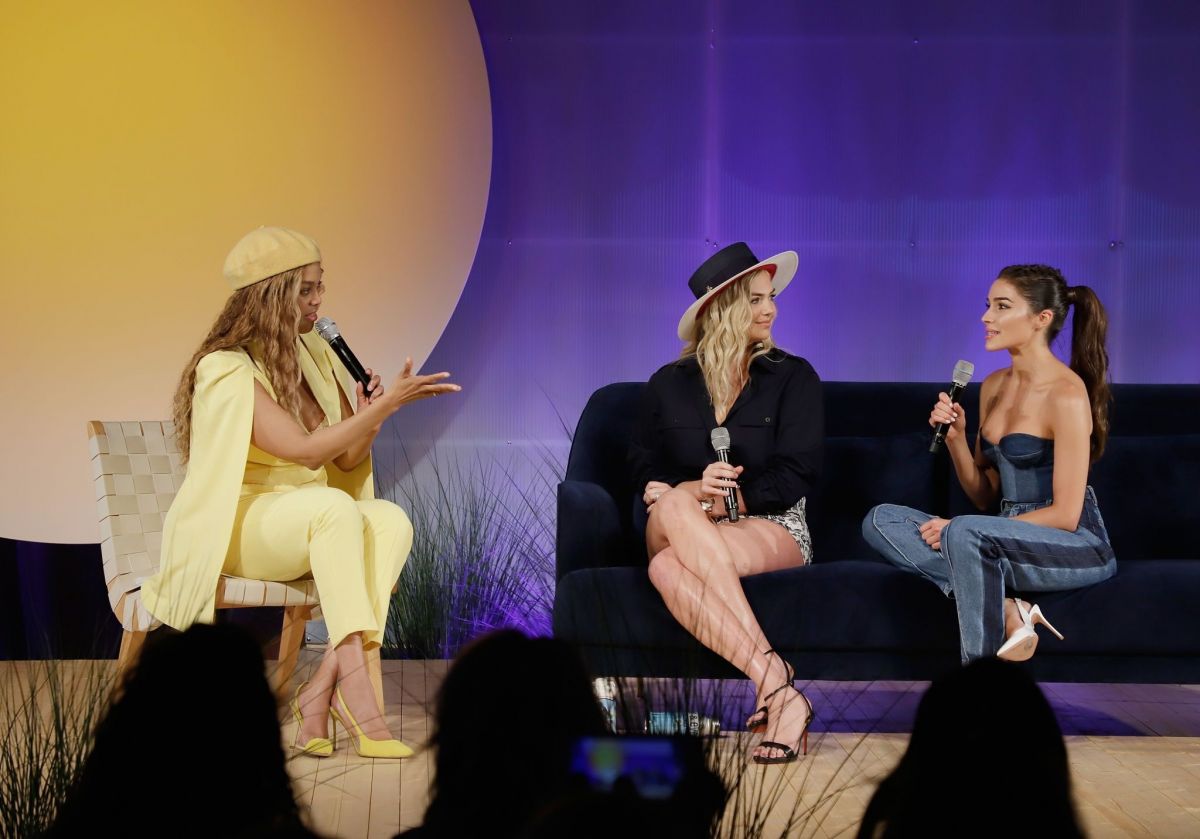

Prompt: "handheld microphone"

[709,427,739,522]
[314,316,375,397]
[930,360,975,453]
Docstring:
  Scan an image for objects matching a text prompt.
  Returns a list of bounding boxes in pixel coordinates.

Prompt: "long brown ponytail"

[999,265,1111,461]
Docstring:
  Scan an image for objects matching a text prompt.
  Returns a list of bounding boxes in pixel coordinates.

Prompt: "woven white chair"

[87,420,324,694]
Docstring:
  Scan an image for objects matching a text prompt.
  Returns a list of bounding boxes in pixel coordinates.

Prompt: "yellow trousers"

[223,486,412,648]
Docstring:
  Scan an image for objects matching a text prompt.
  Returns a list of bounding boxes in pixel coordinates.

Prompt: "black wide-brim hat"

[677,242,798,339]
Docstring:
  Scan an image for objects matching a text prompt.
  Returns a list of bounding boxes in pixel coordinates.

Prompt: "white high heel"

[996,598,1064,662]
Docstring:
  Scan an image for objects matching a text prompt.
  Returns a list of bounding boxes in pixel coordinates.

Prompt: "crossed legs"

[226,488,412,744]
[296,634,391,741]
[863,504,1116,662]
[645,489,808,759]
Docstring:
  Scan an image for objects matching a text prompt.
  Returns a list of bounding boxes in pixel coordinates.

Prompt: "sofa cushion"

[554,562,960,653]
[1027,559,1200,655]
[822,382,979,437]
[1088,435,1200,561]
[554,559,1200,660]
[567,382,644,506]
[810,433,940,562]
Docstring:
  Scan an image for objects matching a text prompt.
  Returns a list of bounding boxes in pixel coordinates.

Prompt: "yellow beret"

[223,226,321,290]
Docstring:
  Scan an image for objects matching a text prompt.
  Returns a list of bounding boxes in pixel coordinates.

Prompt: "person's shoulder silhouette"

[858,658,1083,838]
[401,630,606,839]
[49,623,317,838]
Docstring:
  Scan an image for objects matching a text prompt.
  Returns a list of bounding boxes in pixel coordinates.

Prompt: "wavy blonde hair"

[172,268,306,462]
[681,269,776,419]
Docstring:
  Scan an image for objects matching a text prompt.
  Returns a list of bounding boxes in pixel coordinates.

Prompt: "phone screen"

[570,736,700,800]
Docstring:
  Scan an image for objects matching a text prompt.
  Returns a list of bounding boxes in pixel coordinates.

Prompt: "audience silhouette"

[858,658,1083,838]
[48,623,316,838]
[400,629,607,838]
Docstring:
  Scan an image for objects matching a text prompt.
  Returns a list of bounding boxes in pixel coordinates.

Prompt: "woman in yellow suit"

[140,226,459,758]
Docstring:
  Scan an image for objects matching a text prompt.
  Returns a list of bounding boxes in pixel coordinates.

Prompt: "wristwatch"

[700,498,715,513]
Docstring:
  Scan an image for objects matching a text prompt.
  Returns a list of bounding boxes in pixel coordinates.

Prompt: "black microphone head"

[314,316,340,343]
[710,427,731,452]
[952,360,975,387]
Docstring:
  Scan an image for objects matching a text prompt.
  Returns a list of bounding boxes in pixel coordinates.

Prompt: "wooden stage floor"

[283,657,1200,838]
[3,657,1195,837]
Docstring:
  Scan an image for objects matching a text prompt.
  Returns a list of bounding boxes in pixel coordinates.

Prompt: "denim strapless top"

[981,432,1054,505]
[981,433,1111,545]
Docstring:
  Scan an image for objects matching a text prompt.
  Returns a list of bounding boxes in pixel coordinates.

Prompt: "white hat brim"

[676,250,798,340]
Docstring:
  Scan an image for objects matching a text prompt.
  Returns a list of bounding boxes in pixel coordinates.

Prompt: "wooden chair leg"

[366,645,385,712]
[116,629,147,674]
[274,605,314,696]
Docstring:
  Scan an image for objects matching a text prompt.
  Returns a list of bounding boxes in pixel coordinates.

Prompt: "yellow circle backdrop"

[0,1,492,543]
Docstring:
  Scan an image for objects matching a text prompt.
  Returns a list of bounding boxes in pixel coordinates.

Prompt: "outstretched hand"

[386,357,461,408]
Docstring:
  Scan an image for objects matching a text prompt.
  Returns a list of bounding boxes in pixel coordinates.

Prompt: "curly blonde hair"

[681,269,776,420]
[172,268,306,462]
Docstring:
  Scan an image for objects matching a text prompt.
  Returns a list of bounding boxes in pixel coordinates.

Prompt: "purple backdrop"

[8,1,1200,657]
[392,0,1200,466]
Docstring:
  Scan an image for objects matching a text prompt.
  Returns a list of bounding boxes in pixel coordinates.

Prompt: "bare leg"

[332,633,394,741]
[646,489,807,718]
[295,631,395,742]
[1004,598,1023,637]
[297,645,338,741]
[753,677,814,761]
[648,548,776,686]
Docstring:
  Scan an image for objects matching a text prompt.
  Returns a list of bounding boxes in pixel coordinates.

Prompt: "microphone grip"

[929,381,967,453]
[715,448,739,522]
[329,336,375,397]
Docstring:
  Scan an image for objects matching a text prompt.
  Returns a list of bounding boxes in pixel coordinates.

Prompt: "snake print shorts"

[719,497,813,564]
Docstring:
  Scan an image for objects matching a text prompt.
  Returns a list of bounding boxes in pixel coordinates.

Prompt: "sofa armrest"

[556,479,624,580]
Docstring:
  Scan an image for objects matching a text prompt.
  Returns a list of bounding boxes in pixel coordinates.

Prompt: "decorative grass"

[599,672,900,838]
[0,660,114,837]
[377,443,558,659]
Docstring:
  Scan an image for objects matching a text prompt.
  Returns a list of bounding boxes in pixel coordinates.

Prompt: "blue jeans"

[862,490,1117,663]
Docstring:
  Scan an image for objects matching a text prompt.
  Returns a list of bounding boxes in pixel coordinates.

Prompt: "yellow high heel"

[290,682,334,758]
[329,686,414,759]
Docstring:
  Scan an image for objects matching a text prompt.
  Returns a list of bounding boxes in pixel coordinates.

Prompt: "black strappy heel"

[746,648,795,732]
[752,687,815,764]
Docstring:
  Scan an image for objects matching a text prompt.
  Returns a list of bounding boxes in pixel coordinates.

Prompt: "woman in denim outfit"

[863,265,1117,663]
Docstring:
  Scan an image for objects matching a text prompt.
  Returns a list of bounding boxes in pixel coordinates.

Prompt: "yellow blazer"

[141,331,374,630]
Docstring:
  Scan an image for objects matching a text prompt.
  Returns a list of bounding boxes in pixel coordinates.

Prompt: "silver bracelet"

[700,498,714,513]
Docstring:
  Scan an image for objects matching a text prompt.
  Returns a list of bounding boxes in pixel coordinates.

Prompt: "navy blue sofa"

[554,382,1200,683]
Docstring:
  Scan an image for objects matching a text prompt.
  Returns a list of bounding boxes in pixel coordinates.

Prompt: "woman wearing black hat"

[630,243,823,764]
